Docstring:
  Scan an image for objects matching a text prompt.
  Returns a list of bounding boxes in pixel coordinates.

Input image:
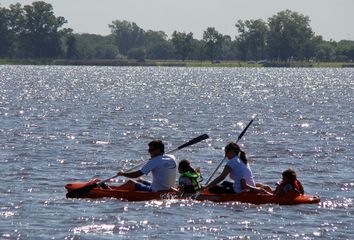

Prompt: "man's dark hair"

[148,140,165,153]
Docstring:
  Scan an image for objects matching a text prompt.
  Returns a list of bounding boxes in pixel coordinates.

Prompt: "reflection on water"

[0,66,353,239]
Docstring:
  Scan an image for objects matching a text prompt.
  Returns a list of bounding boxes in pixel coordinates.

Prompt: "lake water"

[0,66,353,239]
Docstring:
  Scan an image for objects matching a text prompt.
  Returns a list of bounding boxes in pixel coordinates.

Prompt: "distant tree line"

[1,1,354,62]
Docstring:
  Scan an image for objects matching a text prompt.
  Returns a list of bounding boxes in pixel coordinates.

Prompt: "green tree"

[0,6,11,57]
[304,35,322,60]
[267,10,316,61]
[203,27,223,62]
[0,3,25,57]
[94,44,118,59]
[74,33,117,59]
[315,40,336,62]
[109,20,145,55]
[127,47,145,61]
[235,19,268,61]
[20,1,67,58]
[144,30,174,59]
[171,31,194,61]
[147,41,175,59]
[188,39,207,61]
[220,35,238,60]
[65,34,77,59]
[7,3,25,57]
[335,40,354,61]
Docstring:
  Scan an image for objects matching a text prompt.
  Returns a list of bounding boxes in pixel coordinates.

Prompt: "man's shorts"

[134,180,153,192]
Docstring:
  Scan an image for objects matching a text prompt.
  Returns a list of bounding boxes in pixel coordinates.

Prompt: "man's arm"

[117,170,144,179]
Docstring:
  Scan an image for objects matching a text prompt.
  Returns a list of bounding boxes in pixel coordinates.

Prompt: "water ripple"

[0,66,353,239]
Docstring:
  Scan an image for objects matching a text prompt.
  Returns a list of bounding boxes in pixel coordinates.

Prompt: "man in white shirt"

[117,140,177,192]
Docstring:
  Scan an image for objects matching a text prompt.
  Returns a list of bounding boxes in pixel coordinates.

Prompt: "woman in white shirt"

[205,142,267,194]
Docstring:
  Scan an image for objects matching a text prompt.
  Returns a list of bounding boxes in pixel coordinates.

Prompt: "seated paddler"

[203,142,268,194]
[177,159,201,194]
[117,140,177,192]
[274,168,304,196]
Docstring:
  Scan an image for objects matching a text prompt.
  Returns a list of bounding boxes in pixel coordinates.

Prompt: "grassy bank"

[0,58,54,65]
[0,58,353,68]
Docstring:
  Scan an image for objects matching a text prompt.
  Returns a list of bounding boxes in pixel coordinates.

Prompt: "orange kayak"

[194,189,320,205]
[65,180,320,205]
[65,180,176,201]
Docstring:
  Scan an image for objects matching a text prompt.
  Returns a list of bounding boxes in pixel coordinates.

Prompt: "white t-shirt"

[226,156,256,193]
[140,154,177,192]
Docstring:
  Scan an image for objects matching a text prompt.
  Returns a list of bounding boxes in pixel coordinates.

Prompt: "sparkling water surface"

[0,66,353,239]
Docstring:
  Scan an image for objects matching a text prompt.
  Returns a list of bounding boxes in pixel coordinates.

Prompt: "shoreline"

[1,59,353,68]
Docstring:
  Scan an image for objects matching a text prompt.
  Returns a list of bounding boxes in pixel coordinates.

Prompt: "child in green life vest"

[178,159,201,194]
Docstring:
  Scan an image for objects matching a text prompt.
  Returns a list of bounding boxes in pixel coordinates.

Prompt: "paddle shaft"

[204,116,257,185]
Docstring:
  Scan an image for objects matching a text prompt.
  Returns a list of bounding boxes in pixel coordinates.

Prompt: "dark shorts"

[209,181,235,194]
[134,180,153,192]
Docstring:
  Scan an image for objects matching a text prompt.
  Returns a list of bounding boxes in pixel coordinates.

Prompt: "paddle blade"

[177,134,209,150]
[66,183,98,198]
[237,115,257,142]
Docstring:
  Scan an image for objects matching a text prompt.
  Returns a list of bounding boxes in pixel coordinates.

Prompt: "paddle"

[66,134,209,198]
[203,115,257,186]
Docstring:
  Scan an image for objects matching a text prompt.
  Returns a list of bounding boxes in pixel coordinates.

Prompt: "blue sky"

[1,0,353,41]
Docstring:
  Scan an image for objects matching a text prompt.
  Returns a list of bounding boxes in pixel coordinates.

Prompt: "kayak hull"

[195,190,320,205]
[65,181,320,205]
[65,181,174,201]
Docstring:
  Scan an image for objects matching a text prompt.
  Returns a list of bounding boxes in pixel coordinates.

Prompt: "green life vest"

[178,171,201,193]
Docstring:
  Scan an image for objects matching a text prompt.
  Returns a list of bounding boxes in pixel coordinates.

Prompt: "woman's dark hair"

[225,142,248,164]
[178,159,196,173]
[148,140,165,153]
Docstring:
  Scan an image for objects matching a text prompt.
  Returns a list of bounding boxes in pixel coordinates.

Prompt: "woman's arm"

[206,166,231,189]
